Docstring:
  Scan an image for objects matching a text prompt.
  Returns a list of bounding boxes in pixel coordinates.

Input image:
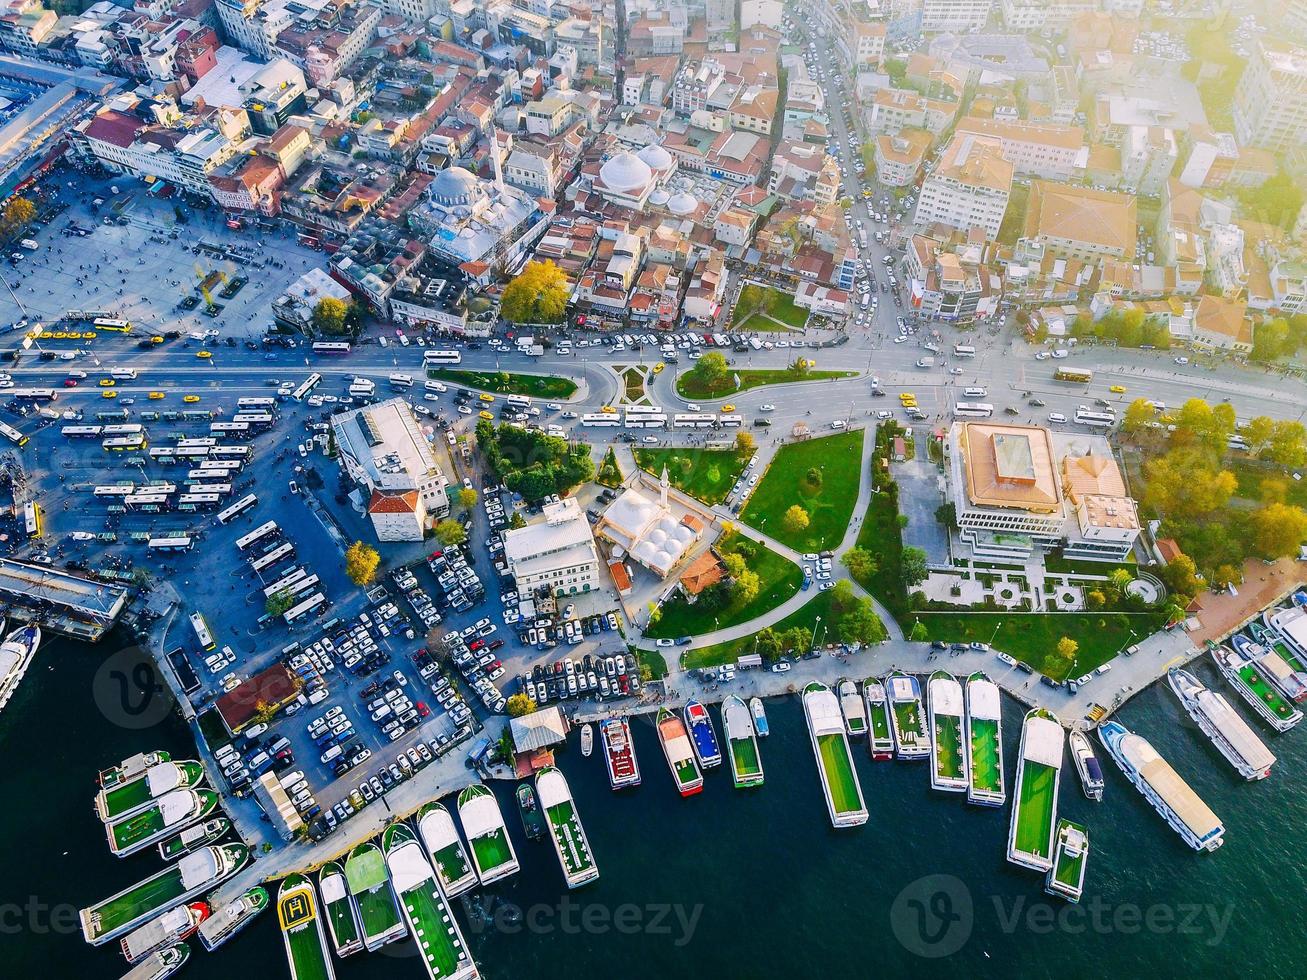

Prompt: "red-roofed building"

[216,663,301,734]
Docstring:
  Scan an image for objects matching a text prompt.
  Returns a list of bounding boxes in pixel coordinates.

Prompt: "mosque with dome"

[592,142,680,211]
[595,468,707,579]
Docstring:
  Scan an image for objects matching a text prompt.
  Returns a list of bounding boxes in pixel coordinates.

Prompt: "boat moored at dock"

[1265,604,1307,673]
[580,723,593,757]
[344,842,406,950]
[802,682,868,828]
[100,752,171,791]
[106,789,220,857]
[1045,820,1089,903]
[886,671,929,759]
[683,700,722,769]
[516,784,546,842]
[963,673,1004,806]
[1211,643,1303,731]
[750,697,769,737]
[197,886,268,951]
[416,802,479,898]
[927,672,967,793]
[721,695,764,788]
[382,823,480,980]
[317,862,362,959]
[1169,668,1274,780]
[1231,633,1307,702]
[95,761,207,823]
[158,816,229,861]
[536,766,599,888]
[1007,709,1063,872]
[120,943,189,980]
[277,874,337,980]
[864,680,895,760]
[656,707,703,796]
[1099,721,1225,852]
[600,718,641,789]
[119,901,207,963]
[456,783,520,885]
[1068,731,1104,801]
[0,622,39,714]
[839,680,867,737]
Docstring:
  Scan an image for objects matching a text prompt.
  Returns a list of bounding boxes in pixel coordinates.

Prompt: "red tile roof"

[368,489,418,514]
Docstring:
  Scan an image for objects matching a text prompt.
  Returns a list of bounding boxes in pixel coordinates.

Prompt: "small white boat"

[580,723,593,757]
[750,697,769,737]
[1069,731,1104,802]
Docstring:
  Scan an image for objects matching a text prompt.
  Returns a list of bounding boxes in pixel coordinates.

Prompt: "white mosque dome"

[599,151,653,192]
[429,166,481,206]
[653,550,674,570]
[664,538,686,559]
[648,528,668,547]
[637,143,674,171]
[634,540,659,563]
[657,516,680,535]
[673,524,696,544]
[667,192,698,215]
[648,188,671,206]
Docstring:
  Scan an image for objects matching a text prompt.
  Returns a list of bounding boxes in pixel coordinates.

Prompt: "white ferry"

[456,784,520,885]
[838,680,867,737]
[1099,721,1225,852]
[802,682,868,828]
[416,802,479,898]
[1007,709,1064,872]
[0,622,39,714]
[927,672,968,793]
[886,671,929,759]
[963,673,1005,806]
[1168,668,1274,781]
[121,944,189,980]
[1211,643,1303,731]
[197,887,268,951]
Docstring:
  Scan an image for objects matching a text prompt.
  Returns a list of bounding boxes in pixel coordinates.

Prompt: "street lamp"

[989,620,1003,647]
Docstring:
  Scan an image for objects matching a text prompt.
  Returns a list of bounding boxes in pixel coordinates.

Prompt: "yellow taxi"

[196,350,212,359]
[150,336,164,344]
[478,392,495,403]
[721,404,736,413]
[99,378,115,387]
[51,331,67,339]
[601,405,616,414]
[101,390,117,399]
[653,362,665,373]
[898,392,917,404]
[148,391,165,400]
[1109,385,1126,393]
[183,395,200,403]
[66,332,83,340]
[478,410,494,421]
[83,331,96,339]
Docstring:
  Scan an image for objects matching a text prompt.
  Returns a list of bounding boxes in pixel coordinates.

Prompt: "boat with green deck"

[803,682,868,827]
[318,862,361,958]
[1045,820,1089,903]
[864,680,894,759]
[121,943,189,980]
[80,843,249,946]
[344,841,406,950]
[722,695,764,788]
[964,673,1005,806]
[456,783,519,884]
[656,707,702,796]
[277,874,336,980]
[536,766,599,888]
[927,672,967,793]
[1007,709,1063,872]
[100,751,171,791]
[197,886,268,951]
[1211,643,1303,732]
[1250,619,1307,674]
[416,801,478,898]
[382,823,480,980]
[107,789,220,857]
[96,760,206,823]
[886,671,928,759]
[158,816,229,861]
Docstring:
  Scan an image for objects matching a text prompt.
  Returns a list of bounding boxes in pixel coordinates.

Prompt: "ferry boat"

[1265,604,1307,674]
[1099,721,1225,851]
[0,622,39,713]
[1231,633,1307,702]
[927,672,968,793]
[536,766,600,888]
[1249,618,1307,675]
[516,784,547,842]
[1068,731,1104,801]
[96,760,207,823]
[802,682,868,828]
[121,943,189,980]
[343,842,406,950]
[656,707,703,796]
[683,700,723,769]
[276,874,337,980]
[1211,643,1303,731]
[100,751,171,791]
[120,902,207,963]
[318,861,362,958]
[197,886,268,951]
[838,680,867,737]
[886,671,929,759]
[456,783,520,885]
[963,673,1005,806]
[106,789,220,857]
[864,680,895,760]
[158,817,229,861]
[580,723,593,757]
[382,823,480,980]
[600,718,641,789]
[1006,709,1063,872]
[1045,820,1089,903]
[1168,668,1275,781]
[416,801,479,898]
[80,843,249,946]
[750,697,769,737]
[721,695,764,788]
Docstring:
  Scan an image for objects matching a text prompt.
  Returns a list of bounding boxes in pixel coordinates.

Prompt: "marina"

[886,671,929,759]
[964,673,1005,806]
[1250,618,1307,675]
[536,766,600,888]
[0,622,39,714]
[381,823,480,980]
[1045,820,1089,904]
[600,718,642,789]
[1210,643,1303,731]
[1068,731,1105,801]
[749,697,769,737]
[515,784,547,843]
[119,901,207,964]
[317,862,362,959]
[1168,668,1275,780]
[343,842,406,951]
[683,700,723,769]
[456,783,520,884]
[1265,605,1307,673]
[838,680,867,737]
[864,680,895,760]
[196,886,268,952]
[158,816,230,861]
[276,874,336,980]
[802,682,868,828]
[656,707,703,796]
[1099,721,1225,852]
[120,944,189,980]
[416,802,479,898]
[927,671,967,793]
[95,760,207,823]
[1007,709,1063,872]
[79,843,249,946]
[721,695,765,788]
[106,788,220,857]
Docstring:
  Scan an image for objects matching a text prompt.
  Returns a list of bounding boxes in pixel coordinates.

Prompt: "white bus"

[178,493,221,508]
[250,541,294,573]
[348,379,375,399]
[263,568,307,597]
[235,520,279,551]
[186,483,232,497]
[177,438,217,449]
[101,424,144,436]
[311,341,351,355]
[673,414,716,428]
[718,414,744,428]
[283,592,327,624]
[236,397,277,411]
[625,404,665,416]
[624,414,667,428]
[190,612,215,650]
[953,344,977,358]
[505,394,531,410]
[200,458,241,472]
[1074,408,1116,429]
[143,482,177,494]
[0,421,28,448]
[64,425,104,438]
[231,413,274,428]
[209,445,252,461]
[388,373,414,390]
[580,413,621,427]
[109,368,138,380]
[148,536,194,553]
[94,484,135,497]
[952,402,994,418]
[291,373,322,401]
[423,350,461,365]
[282,573,320,598]
[10,388,58,401]
[23,502,41,537]
[125,492,171,507]
[209,422,251,438]
[103,434,148,452]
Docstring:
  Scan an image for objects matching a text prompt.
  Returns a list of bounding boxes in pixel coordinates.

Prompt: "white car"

[1051,349,1069,359]
[642,435,659,443]
[893,336,907,344]
[876,410,892,420]
[457,404,472,414]
[1034,351,1051,360]
[759,404,775,412]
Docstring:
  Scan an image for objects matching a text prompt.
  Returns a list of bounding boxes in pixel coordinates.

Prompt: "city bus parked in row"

[311,341,351,355]
[235,520,279,551]
[148,536,194,554]
[190,612,215,650]
[93,318,132,334]
[236,397,277,411]
[580,413,620,427]
[423,349,461,366]
[250,541,294,574]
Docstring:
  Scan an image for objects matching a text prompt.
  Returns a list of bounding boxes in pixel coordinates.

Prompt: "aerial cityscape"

[0,0,1306,975]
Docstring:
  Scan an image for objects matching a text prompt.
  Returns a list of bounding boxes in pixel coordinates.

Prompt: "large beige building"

[916,133,1013,238]
[1233,39,1307,153]
[502,498,603,597]
[954,117,1087,181]
[1018,181,1136,264]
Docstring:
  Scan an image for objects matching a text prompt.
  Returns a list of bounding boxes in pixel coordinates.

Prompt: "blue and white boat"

[683,700,722,769]
[749,697,769,737]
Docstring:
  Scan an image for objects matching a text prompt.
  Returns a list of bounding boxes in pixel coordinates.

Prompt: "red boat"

[601,719,641,789]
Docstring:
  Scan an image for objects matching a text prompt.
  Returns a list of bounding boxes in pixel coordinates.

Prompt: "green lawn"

[471,830,512,873]
[646,531,802,638]
[634,447,748,505]
[684,591,835,669]
[430,369,577,399]
[636,647,669,679]
[934,715,963,779]
[621,367,647,403]
[816,733,862,814]
[1015,762,1056,859]
[970,719,1001,792]
[741,430,864,551]
[730,284,811,329]
[675,366,858,399]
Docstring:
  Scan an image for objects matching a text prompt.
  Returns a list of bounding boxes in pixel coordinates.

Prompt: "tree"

[597,447,623,487]
[1122,398,1156,435]
[734,431,756,456]
[1108,568,1134,595]
[456,487,478,511]
[731,569,761,605]
[840,547,878,581]
[782,504,810,535]
[1050,636,1078,675]
[1249,502,1307,560]
[508,511,527,529]
[789,356,813,377]
[909,620,929,642]
[784,625,813,655]
[900,546,929,586]
[721,552,747,579]
[505,693,536,717]
[830,578,857,612]
[755,627,784,662]
[1244,415,1276,454]
[1211,563,1242,589]
[1252,317,1291,363]
[1158,552,1200,601]
[265,589,297,617]
[0,197,35,237]
[691,351,730,391]
[499,260,570,324]
[310,296,350,337]
[839,598,886,646]
[435,519,467,546]
[344,540,380,586]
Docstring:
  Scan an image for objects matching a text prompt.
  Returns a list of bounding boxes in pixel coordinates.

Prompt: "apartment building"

[954,117,1087,181]
[1233,38,1307,153]
[915,133,1013,238]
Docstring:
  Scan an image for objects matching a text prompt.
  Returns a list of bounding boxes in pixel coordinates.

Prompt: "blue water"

[4,635,1305,978]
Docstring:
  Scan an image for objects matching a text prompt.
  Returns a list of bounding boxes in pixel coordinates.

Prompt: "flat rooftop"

[0,558,127,617]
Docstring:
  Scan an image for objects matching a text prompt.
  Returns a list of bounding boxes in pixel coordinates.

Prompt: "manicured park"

[431,369,577,399]
[685,590,835,669]
[741,429,864,552]
[634,447,748,505]
[675,365,857,399]
[729,284,811,331]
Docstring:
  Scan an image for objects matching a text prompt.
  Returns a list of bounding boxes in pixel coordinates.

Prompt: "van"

[963,387,987,398]
[246,750,270,770]
[371,704,393,722]
[320,744,344,764]
[1047,412,1067,424]
[267,736,291,756]
[277,769,305,789]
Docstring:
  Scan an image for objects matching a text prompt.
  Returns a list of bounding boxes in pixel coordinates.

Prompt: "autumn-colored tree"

[782,504,810,535]
[344,540,380,585]
[312,296,349,336]
[734,431,756,456]
[1249,503,1307,560]
[1122,398,1156,434]
[500,261,570,324]
[457,487,478,510]
[506,693,537,717]
[731,569,761,604]
[435,519,467,546]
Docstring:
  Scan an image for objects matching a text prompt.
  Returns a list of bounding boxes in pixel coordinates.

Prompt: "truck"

[915,357,936,369]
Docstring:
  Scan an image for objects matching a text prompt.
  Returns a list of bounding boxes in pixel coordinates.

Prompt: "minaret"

[659,466,669,508]
[491,125,506,194]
